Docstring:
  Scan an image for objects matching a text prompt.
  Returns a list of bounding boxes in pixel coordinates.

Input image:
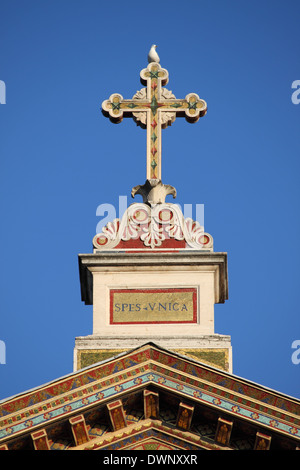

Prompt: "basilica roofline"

[0,343,299,450]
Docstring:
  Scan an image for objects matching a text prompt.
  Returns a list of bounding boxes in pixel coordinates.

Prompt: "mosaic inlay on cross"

[102,46,207,204]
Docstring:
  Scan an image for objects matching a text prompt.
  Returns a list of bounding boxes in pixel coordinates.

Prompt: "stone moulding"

[78,251,229,306]
[0,343,299,447]
[92,202,213,252]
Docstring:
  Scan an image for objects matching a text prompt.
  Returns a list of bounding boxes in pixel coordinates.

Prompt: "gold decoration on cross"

[102,53,207,204]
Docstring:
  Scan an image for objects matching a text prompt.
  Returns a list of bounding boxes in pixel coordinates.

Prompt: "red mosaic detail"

[199,234,210,245]
[158,208,173,222]
[115,236,186,250]
[132,208,148,223]
[0,350,151,420]
[96,235,108,246]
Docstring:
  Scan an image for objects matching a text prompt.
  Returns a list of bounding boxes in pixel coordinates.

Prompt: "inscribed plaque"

[110,287,197,324]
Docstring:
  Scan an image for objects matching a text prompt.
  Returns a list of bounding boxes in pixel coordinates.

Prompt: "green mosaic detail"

[79,350,127,369]
[148,70,159,79]
[127,102,139,109]
[170,102,183,109]
[79,349,228,371]
[188,101,198,111]
[111,101,121,111]
[174,349,228,371]
[151,132,157,143]
[150,96,158,115]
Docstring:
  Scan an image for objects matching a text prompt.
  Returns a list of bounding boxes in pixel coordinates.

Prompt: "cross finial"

[102,47,207,204]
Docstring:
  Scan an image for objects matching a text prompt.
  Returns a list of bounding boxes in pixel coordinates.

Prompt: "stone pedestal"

[75,249,231,372]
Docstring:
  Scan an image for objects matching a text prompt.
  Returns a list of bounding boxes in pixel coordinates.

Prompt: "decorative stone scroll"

[93,203,213,252]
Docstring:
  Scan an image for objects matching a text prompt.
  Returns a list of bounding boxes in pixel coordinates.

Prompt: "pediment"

[0,343,299,450]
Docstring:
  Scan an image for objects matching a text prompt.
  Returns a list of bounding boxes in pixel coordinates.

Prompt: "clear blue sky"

[0,0,299,401]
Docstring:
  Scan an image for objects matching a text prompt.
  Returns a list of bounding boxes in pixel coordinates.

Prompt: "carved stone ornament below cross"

[93,202,213,251]
[101,50,207,204]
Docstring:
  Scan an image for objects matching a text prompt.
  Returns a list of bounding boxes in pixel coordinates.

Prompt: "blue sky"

[0,0,299,401]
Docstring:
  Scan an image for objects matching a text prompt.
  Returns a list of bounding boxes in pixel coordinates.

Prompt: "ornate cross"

[102,55,207,203]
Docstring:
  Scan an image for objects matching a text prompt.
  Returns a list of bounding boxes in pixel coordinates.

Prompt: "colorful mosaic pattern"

[70,414,89,446]
[82,420,205,451]
[107,400,127,431]
[76,348,229,371]
[144,390,159,419]
[0,344,299,444]
[130,439,177,451]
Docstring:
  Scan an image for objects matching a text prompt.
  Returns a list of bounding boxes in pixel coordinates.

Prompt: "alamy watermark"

[291,340,300,365]
[0,340,6,365]
[0,80,6,104]
[290,81,299,363]
[95,195,205,234]
[291,80,300,104]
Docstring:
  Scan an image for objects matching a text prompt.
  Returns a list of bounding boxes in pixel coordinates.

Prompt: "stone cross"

[102,58,207,203]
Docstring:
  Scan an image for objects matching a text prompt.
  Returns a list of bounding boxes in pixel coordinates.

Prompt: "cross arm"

[158,93,207,123]
[102,93,149,124]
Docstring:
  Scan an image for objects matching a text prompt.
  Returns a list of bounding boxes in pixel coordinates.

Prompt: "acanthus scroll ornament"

[93,203,213,251]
